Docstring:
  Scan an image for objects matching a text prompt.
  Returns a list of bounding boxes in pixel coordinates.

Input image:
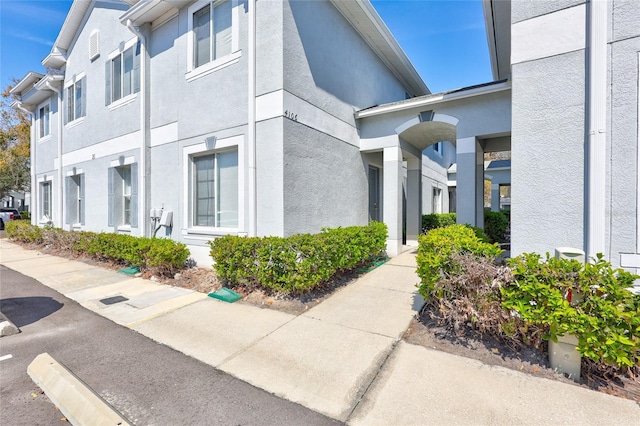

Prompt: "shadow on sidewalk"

[0,297,63,327]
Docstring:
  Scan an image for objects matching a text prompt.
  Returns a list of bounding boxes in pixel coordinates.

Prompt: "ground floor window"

[40,181,52,221]
[108,164,137,228]
[192,149,238,228]
[65,174,85,225]
[432,187,442,214]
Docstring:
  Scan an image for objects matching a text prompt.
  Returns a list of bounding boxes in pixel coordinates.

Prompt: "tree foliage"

[0,80,31,199]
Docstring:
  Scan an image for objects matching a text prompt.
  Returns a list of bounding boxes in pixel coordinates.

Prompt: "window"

[65,174,85,225]
[39,103,50,138]
[192,0,232,69]
[192,149,238,228]
[122,167,132,226]
[106,41,140,105]
[108,164,137,228]
[432,187,442,214]
[40,181,52,220]
[433,141,443,155]
[65,76,86,123]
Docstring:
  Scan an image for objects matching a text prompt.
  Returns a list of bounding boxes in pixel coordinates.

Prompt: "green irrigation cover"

[208,287,242,303]
[358,258,388,273]
[119,265,140,275]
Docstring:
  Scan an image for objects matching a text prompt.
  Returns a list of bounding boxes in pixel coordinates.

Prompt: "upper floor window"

[105,40,140,106]
[38,103,50,138]
[65,76,86,124]
[186,0,239,80]
[193,0,232,68]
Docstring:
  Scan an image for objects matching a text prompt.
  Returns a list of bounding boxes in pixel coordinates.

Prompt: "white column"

[383,146,403,257]
[406,156,422,243]
[456,136,484,228]
[491,183,500,212]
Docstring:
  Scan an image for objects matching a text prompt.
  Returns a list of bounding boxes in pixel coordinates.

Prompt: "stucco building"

[11,0,640,276]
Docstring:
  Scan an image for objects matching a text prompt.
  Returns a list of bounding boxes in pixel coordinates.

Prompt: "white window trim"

[108,93,137,111]
[107,37,139,107]
[433,141,443,157]
[39,179,53,223]
[182,134,244,235]
[37,100,52,143]
[64,72,86,126]
[185,0,241,82]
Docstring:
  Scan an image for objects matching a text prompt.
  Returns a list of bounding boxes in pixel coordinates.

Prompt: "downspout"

[46,81,63,229]
[247,0,257,236]
[15,102,35,225]
[126,20,148,237]
[586,0,607,260]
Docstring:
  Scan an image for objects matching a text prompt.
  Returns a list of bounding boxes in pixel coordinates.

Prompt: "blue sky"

[0,0,492,93]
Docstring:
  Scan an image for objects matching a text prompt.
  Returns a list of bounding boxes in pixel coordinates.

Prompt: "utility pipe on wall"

[247,0,257,236]
[586,0,607,260]
[126,20,148,237]
[46,80,63,229]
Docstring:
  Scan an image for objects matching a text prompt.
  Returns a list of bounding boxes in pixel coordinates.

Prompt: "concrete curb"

[0,311,19,337]
[27,353,132,426]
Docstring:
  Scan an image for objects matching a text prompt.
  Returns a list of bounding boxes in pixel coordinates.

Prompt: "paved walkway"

[1,239,638,425]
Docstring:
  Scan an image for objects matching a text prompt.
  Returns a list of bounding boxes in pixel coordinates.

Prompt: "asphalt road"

[0,265,341,426]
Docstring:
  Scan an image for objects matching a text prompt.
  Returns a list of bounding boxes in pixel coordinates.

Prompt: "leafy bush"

[503,253,640,367]
[210,222,388,294]
[416,225,502,300]
[422,213,456,233]
[6,221,189,276]
[484,210,509,243]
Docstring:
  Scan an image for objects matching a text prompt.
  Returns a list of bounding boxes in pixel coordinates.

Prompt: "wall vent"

[89,30,100,60]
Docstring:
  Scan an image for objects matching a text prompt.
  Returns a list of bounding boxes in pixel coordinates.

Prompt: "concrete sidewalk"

[1,239,638,425]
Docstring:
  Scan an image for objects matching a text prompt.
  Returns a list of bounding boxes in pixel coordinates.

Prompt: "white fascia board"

[9,72,46,96]
[356,81,511,119]
[482,0,499,80]
[330,0,429,96]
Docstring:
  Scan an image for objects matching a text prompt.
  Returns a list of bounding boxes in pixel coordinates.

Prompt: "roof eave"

[482,0,500,81]
[330,0,430,97]
[355,80,511,119]
[9,72,46,96]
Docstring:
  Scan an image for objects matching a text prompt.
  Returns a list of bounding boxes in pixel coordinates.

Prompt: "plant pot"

[548,333,581,381]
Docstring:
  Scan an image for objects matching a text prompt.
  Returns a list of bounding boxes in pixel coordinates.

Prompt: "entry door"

[369,166,380,222]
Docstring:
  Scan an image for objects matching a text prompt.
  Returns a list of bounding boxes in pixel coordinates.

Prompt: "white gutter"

[247,0,257,236]
[126,20,148,236]
[637,52,640,256]
[586,0,607,260]
[355,81,511,119]
[46,81,63,229]
[14,102,36,225]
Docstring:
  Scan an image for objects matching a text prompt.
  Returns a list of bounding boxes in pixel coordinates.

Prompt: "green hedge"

[503,253,640,368]
[422,213,456,233]
[210,222,388,294]
[484,211,509,243]
[5,221,189,276]
[416,224,502,299]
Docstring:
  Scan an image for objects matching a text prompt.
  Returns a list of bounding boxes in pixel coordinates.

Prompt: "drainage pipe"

[126,20,148,237]
[46,80,63,229]
[247,0,257,236]
[586,0,607,260]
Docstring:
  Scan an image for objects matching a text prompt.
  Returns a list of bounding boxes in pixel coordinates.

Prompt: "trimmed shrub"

[484,211,509,243]
[421,213,456,233]
[210,222,388,294]
[503,253,640,367]
[416,224,502,300]
[6,222,189,276]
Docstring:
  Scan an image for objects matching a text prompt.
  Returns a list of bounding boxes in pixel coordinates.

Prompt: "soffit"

[482,0,511,81]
